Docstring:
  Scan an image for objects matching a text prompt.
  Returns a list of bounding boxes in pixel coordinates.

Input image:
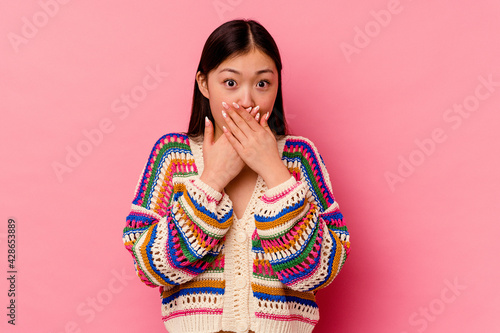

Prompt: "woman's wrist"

[260,161,291,190]
[199,170,226,193]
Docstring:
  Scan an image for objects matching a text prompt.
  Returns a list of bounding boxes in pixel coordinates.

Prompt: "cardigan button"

[235,276,246,289]
[235,231,246,243]
[237,322,248,332]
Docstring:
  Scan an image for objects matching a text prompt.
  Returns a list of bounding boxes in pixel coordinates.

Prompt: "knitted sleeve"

[254,137,350,292]
[122,133,233,289]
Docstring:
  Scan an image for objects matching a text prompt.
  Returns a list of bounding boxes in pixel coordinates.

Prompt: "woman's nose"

[237,88,254,109]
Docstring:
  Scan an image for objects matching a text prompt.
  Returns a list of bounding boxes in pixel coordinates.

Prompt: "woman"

[122,19,350,333]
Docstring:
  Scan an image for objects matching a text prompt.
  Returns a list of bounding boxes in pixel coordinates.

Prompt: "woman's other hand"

[221,102,291,189]
[199,116,245,192]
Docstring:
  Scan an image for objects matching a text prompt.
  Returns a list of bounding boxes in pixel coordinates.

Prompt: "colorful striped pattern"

[123,133,232,289]
[122,133,350,333]
[253,137,350,293]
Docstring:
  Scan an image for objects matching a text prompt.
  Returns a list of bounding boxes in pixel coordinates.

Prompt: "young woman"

[122,19,350,333]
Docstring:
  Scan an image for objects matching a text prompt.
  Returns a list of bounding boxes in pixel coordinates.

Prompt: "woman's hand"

[199,116,245,193]
[221,102,291,189]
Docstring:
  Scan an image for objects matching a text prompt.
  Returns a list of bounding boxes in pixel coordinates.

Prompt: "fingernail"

[265,112,269,120]
[254,106,260,112]
[246,106,252,112]
[255,113,260,121]
[223,125,228,133]
[205,116,210,125]
[221,110,227,118]
[232,102,240,109]
[222,101,229,109]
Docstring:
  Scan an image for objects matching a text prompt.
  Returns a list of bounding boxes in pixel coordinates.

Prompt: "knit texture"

[122,132,350,333]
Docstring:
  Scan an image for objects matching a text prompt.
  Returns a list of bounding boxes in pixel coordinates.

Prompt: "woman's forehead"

[215,50,277,75]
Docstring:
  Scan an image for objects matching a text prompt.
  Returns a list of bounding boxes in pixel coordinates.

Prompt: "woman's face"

[197,48,279,141]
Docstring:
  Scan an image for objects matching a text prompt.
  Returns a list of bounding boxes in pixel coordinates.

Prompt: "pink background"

[2,1,499,332]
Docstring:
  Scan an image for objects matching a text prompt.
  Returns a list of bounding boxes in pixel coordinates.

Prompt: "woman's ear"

[196,71,209,99]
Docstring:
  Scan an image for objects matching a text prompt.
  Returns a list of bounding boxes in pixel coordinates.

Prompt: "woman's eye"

[258,80,270,88]
[223,79,269,88]
[224,79,236,87]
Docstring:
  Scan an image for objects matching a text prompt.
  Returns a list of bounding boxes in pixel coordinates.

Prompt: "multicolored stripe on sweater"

[122,132,350,333]
[123,134,233,288]
[253,138,349,292]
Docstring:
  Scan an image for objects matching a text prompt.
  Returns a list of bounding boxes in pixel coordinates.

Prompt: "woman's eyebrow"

[218,68,274,75]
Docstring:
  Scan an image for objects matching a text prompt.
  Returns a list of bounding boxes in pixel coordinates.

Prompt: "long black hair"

[183,19,288,138]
